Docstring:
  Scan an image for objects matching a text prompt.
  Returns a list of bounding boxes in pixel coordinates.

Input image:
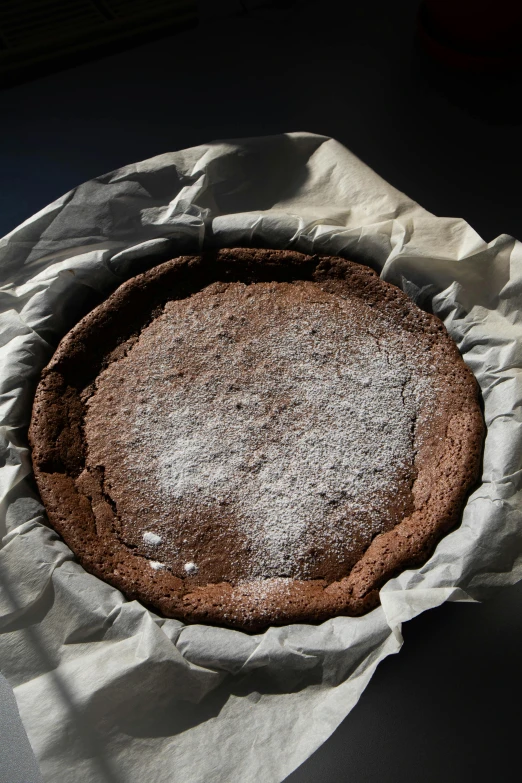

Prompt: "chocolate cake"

[29,249,484,631]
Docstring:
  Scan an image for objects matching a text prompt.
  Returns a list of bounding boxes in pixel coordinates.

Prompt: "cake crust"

[28,249,484,631]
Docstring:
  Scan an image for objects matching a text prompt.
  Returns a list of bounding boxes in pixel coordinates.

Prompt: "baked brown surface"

[29,248,484,631]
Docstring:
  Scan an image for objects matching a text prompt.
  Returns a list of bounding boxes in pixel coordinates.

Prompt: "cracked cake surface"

[28,248,484,631]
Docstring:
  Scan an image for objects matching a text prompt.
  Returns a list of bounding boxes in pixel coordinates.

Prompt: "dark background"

[1,1,522,780]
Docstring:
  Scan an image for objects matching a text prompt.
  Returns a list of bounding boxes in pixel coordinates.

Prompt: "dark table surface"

[1,1,521,781]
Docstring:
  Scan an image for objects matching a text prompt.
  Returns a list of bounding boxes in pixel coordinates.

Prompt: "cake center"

[85,279,432,583]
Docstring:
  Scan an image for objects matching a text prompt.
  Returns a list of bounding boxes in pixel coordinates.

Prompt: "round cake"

[29,248,484,631]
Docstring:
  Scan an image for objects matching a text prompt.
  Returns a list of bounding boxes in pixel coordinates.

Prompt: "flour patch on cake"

[98,281,438,581]
[143,531,162,546]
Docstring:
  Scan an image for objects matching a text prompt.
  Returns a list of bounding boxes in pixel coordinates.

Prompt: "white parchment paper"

[1,132,521,783]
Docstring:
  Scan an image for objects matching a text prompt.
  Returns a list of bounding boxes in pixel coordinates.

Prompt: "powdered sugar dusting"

[86,280,438,583]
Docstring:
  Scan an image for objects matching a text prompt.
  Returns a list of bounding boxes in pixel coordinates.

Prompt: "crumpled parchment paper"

[1,132,521,783]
